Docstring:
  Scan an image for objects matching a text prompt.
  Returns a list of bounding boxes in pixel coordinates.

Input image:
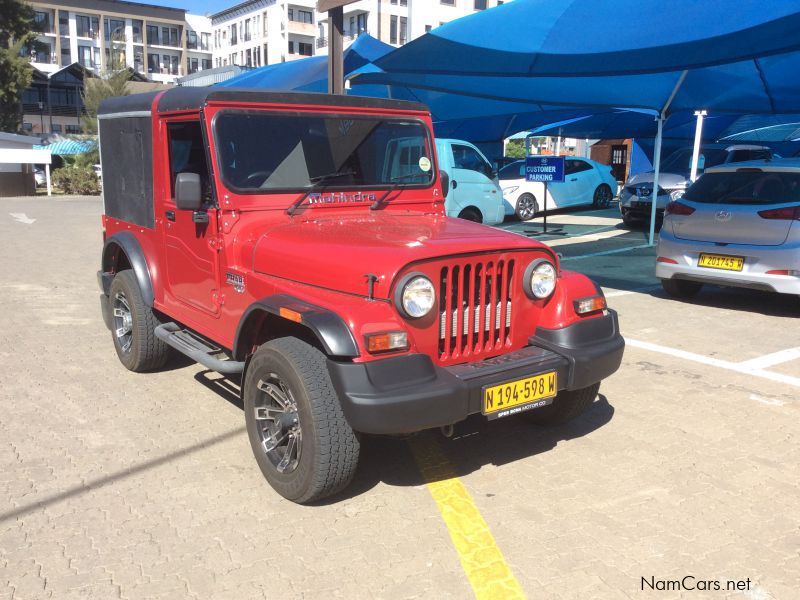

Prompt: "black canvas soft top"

[98,87,429,117]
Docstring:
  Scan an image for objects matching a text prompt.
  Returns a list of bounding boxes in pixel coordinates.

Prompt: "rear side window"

[565,159,593,175]
[683,171,800,205]
[728,149,772,163]
[498,161,524,180]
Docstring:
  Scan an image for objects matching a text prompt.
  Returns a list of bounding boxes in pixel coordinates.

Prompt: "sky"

[145,0,239,16]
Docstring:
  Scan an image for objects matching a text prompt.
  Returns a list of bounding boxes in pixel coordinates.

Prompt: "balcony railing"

[316,30,367,49]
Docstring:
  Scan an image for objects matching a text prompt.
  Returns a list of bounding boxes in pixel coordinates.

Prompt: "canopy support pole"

[690,110,707,182]
[45,164,51,197]
[555,127,562,155]
[327,6,344,94]
[648,69,688,246]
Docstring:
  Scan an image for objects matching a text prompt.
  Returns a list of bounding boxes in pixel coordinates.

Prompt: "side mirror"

[175,173,202,210]
[439,169,450,198]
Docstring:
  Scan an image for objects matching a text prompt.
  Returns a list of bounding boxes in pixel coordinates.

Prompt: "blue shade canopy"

[373,0,800,77]
[34,138,96,155]
[217,33,393,92]
[354,0,800,115]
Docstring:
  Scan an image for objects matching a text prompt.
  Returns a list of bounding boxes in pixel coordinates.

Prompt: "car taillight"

[664,201,695,216]
[758,206,800,220]
[657,257,678,264]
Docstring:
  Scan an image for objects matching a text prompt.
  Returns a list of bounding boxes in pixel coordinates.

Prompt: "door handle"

[570,177,578,182]
[165,210,175,221]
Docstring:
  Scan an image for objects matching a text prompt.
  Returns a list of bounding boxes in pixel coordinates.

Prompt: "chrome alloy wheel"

[254,375,303,474]
[112,292,134,353]
[517,194,536,220]
[595,185,613,208]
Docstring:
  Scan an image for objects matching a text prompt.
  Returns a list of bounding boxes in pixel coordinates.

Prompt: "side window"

[565,159,592,175]
[167,121,211,201]
[452,144,493,179]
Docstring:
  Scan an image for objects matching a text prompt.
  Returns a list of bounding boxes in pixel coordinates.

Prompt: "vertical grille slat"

[498,260,507,348]
[454,265,463,359]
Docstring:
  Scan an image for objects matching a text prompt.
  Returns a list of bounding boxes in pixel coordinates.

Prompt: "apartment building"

[407,0,506,40]
[26,0,212,84]
[314,0,408,54]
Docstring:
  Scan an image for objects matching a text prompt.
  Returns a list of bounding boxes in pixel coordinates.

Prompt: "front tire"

[523,383,600,425]
[515,193,537,221]
[458,207,483,223]
[108,270,171,372]
[243,337,360,504]
[593,184,613,208]
[661,278,703,298]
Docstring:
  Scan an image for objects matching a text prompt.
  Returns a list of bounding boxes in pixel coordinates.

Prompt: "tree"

[0,0,37,132]
[505,139,526,159]
[81,69,131,135]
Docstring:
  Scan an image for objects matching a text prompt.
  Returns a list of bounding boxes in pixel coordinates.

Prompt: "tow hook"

[440,424,455,438]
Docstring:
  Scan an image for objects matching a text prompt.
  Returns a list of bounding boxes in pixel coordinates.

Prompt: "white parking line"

[561,243,652,261]
[738,347,800,370]
[547,228,631,247]
[626,338,800,389]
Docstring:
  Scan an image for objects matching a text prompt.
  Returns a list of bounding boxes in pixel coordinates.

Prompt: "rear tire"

[515,193,537,221]
[661,278,703,298]
[108,270,171,372]
[523,383,600,425]
[458,207,483,223]
[243,337,360,504]
[593,184,613,208]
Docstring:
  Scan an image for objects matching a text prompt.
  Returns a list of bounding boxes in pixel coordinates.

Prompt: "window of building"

[60,44,70,65]
[76,15,99,38]
[390,15,397,44]
[288,41,312,56]
[59,13,69,36]
[400,17,407,44]
[78,45,93,67]
[187,31,197,49]
[230,23,237,45]
[66,124,81,134]
[201,32,210,51]
[132,20,143,43]
[244,19,251,41]
[425,25,432,33]
[51,124,62,134]
[22,122,33,132]
[289,9,313,24]
[134,50,143,71]
[171,55,179,75]
[246,48,251,66]
[189,57,198,73]
[105,18,125,42]
[441,0,455,5]
[475,0,487,9]
[400,0,407,5]
[254,46,260,66]
[34,10,52,33]
[357,13,367,34]
[202,58,211,70]
[147,25,159,45]
[148,52,159,72]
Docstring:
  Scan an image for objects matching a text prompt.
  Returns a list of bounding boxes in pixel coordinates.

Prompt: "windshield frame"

[211,109,436,196]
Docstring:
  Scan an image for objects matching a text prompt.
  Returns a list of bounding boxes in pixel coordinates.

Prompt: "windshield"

[660,148,727,175]
[683,170,800,205]
[214,111,434,192]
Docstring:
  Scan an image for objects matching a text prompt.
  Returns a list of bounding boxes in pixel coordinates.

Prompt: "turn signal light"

[665,201,695,216]
[758,206,800,220]
[365,332,409,354]
[279,307,303,323]
[573,295,606,315]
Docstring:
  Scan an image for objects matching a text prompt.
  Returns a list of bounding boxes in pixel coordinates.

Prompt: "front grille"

[438,259,515,361]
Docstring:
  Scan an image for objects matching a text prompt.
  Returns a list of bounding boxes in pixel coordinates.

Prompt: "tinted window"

[683,170,800,205]
[661,148,727,174]
[214,112,433,191]
[565,159,592,175]
[728,149,772,163]
[498,161,524,180]
[168,121,212,200]
[452,144,494,179]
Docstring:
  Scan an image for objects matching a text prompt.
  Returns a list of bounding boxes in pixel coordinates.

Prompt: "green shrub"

[52,167,100,195]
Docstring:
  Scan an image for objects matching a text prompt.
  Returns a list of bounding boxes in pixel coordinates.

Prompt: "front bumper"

[656,231,800,294]
[328,310,625,434]
[619,189,670,221]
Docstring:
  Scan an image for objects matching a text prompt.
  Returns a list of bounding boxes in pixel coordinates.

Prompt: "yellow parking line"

[410,434,527,600]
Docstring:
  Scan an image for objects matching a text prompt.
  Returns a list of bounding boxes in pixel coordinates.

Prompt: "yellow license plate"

[483,371,557,418]
[698,253,745,272]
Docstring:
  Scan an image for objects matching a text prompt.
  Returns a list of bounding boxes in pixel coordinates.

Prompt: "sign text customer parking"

[526,156,565,183]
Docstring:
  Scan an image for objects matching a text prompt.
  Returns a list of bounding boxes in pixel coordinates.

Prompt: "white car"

[499,157,618,220]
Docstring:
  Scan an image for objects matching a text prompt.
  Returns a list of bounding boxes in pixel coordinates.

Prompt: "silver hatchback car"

[656,159,800,298]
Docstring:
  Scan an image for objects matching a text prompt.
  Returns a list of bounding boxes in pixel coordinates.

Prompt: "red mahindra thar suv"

[97,87,624,503]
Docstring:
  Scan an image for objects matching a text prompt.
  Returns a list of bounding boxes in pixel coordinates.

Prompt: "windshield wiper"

[286,170,356,216]
[370,173,425,211]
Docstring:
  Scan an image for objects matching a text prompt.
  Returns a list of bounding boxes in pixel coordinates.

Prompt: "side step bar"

[154,323,245,375]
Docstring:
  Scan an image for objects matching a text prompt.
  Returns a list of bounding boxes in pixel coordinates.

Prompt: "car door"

[161,119,221,316]
[449,142,500,217]
[555,158,595,207]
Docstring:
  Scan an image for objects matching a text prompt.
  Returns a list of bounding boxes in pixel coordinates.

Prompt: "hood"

[626,171,689,189]
[252,213,545,299]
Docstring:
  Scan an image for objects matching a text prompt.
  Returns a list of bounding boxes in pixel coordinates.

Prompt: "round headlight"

[525,260,557,299]
[398,275,435,318]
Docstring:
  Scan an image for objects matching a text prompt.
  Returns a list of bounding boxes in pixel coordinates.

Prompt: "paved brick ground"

[1,196,798,599]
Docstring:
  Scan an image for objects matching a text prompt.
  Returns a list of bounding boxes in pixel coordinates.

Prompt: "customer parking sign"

[525,156,565,183]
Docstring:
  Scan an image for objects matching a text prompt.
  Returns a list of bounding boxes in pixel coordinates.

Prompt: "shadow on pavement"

[650,285,800,318]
